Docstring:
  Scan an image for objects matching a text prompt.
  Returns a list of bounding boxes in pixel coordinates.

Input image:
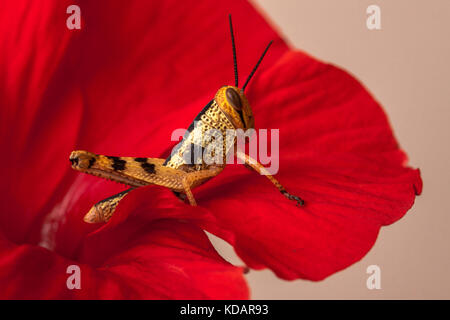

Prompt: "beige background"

[210,0,450,299]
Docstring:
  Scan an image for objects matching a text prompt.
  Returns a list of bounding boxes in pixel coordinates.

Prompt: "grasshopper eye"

[226,88,242,110]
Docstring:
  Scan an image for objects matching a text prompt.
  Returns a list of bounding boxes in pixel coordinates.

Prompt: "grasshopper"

[69,16,304,223]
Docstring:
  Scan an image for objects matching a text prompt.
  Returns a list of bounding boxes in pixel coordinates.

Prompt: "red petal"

[0,0,82,245]
[189,51,422,280]
[0,201,248,299]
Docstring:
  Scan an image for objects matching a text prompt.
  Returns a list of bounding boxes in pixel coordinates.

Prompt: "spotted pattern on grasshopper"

[69,16,304,223]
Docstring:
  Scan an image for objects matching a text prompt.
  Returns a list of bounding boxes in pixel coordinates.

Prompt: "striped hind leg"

[70,150,186,223]
[83,166,223,223]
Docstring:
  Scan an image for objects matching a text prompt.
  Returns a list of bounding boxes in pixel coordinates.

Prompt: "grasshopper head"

[215,86,254,129]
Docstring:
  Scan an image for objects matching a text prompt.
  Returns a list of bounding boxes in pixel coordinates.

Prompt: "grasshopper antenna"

[242,40,273,91]
[229,14,238,87]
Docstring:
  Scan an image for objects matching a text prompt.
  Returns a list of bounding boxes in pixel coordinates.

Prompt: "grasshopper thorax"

[215,86,254,130]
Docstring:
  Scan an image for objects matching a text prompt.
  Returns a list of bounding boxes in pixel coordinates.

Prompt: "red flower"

[0,0,421,299]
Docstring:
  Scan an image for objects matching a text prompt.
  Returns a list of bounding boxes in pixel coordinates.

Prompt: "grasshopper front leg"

[236,150,305,206]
